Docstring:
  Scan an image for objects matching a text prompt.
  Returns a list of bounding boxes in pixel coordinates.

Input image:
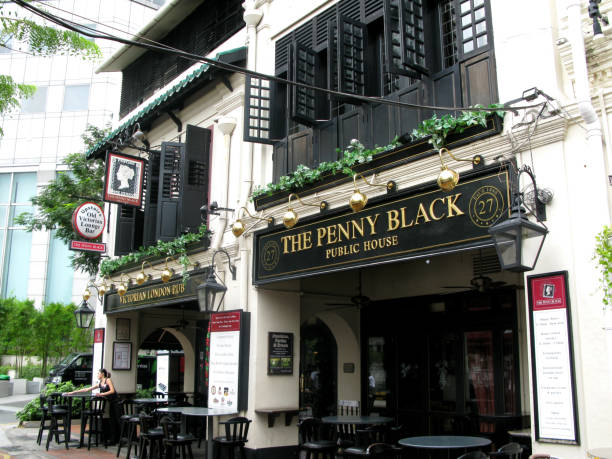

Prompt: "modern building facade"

[0,0,162,306]
[85,0,612,458]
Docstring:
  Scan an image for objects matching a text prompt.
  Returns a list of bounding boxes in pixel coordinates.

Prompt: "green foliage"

[0,3,101,127]
[410,105,505,150]
[99,224,210,280]
[595,226,612,307]
[16,382,84,422]
[136,387,155,398]
[251,137,401,200]
[15,125,108,275]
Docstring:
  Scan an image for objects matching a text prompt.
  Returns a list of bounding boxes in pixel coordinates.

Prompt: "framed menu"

[268,332,293,375]
[112,342,132,371]
[528,271,579,444]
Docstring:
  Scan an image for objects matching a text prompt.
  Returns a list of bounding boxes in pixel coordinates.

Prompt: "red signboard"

[70,240,107,253]
[210,311,241,332]
[72,202,105,239]
[530,274,567,311]
[94,328,105,344]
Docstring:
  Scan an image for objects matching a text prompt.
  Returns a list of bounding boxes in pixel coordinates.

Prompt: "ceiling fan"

[325,269,371,310]
[443,249,508,293]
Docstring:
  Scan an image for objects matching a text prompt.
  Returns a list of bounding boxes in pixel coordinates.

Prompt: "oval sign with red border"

[72,202,105,240]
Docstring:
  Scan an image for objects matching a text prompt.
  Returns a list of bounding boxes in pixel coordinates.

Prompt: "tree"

[0,2,101,135]
[15,124,108,275]
[0,298,36,375]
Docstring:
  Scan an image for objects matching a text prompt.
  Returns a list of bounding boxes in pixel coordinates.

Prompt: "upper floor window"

[63,85,90,111]
[21,86,48,114]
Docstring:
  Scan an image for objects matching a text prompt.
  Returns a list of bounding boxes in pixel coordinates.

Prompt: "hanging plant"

[594,225,612,307]
[99,224,210,278]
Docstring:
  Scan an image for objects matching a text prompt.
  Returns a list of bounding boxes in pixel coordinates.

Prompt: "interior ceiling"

[140,328,183,351]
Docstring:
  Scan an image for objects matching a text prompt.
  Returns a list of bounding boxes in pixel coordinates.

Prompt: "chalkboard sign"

[268,332,293,375]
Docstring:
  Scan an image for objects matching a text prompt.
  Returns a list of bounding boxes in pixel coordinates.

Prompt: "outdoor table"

[157,406,237,459]
[321,415,393,425]
[399,435,492,459]
[133,397,170,413]
[62,393,95,448]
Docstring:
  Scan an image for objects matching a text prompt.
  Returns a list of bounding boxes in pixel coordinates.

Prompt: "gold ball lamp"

[136,271,147,285]
[349,189,368,212]
[83,288,91,301]
[283,208,299,229]
[117,282,127,297]
[161,267,174,283]
[97,282,107,297]
[437,166,459,191]
[232,219,246,237]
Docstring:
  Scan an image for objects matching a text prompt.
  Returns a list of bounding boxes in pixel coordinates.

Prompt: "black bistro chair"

[83,396,107,450]
[139,413,165,459]
[340,427,393,458]
[160,415,195,459]
[457,452,490,459]
[298,417,337,459]
[213,417,251,459]
[36,394,51,445]
[490,442,523,459]
[45,393,71,451]
[117,399,139,457]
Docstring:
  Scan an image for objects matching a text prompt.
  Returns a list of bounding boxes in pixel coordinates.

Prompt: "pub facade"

[85,0,612,458]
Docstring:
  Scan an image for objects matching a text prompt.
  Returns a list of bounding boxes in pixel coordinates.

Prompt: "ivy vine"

[594,225,612,307]
[251,107,504,199]
[99,224,210,281]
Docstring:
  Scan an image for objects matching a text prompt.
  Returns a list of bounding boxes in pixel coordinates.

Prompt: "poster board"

[208,311,249,411]
[112,342,132,371]
[528,271,579,444]
[268,332,293,375]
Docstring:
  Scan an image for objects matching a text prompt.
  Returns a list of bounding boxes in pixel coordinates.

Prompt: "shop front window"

[465,331,495,432]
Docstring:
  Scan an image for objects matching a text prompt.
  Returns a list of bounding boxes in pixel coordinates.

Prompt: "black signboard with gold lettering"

[254,165,511,284]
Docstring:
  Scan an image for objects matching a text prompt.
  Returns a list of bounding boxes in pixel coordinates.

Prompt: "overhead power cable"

[14,0,548,114]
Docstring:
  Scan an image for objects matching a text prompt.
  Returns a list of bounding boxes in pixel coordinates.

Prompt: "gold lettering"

[303,231,313,250]
[365,214,380,235]
[351,219,364,238]
[280,236,291,254]
[327,225,337,244]
[337,222,350,242]
[429,197,445,221]
[290,234,301,252]
[316,227,326,247]
[387,210,400,231]
[447,193,464,217]
[401,207,414,227]
[414,203,431,225]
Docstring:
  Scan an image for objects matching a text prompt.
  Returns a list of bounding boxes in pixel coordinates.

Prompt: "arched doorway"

[300,318,337,418]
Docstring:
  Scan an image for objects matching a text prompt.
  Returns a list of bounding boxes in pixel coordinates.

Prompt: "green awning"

[86,46,246,159]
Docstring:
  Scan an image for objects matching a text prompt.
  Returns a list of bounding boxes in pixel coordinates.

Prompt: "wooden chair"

[36,394,51,445]
[490,442,523,459]
[45,393,70,451]
[298,417,337,459]
[160,415,195,459]
[83,397,107,450]
[340,427,390,457]
[138,413,165,459]
[338,400,360,416]
[343,442,395,458]
[116,399,139,457]
[213,417,251,459]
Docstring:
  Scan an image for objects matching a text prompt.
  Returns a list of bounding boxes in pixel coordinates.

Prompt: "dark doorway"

[300,318,338,418]
[363,288,524,445]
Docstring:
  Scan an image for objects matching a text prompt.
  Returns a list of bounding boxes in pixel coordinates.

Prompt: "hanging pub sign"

[72,202,105,240]
[268,332,293,375]
[103,151,145,207]
[207,310,250,411]
[253,165,512,284]
[528,271,580,444]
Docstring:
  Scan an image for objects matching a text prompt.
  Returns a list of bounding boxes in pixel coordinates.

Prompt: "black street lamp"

[197,249,237,312]
[74,299,95,328]
[488,166,549,272]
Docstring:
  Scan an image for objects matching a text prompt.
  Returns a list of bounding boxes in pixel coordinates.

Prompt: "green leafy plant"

[136,387,154,398]
[251,137,400,200]
[594,226,612,307]
[410,105,505,150]
[16,381,83,423]
[99,224,210,280]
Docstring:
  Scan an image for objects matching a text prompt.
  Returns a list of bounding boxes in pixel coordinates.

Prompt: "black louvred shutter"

[114,205,136,256]
[243,75,275,144]
[383,0,428,77]
[156,141,184,241]
[291,43,317,125]
[337,15,367,96]
[142,151,160,247]
[180,125,211,234]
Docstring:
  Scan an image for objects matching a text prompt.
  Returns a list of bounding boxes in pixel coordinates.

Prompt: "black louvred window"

[142,151,160,247]
[156,142,183,241]
[180,124,211,234]
[384,0,428,77]
[337,15,367,95]
[243,75,275,144]
[291,43,317,125]
[115,206,136,256]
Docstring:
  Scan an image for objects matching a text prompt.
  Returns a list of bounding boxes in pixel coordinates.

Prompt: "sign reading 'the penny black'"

[268,332,293,375]
[254,167,511,284]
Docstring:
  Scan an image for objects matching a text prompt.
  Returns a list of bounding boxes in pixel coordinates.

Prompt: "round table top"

[157,406,237,417]
[399,436,492,449]
[133,398,170,404]
[321,415,393,425]
[63,393,94,398]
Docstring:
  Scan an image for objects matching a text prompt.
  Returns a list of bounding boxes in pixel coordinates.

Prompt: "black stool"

[117,399,139,457]
[213,417,251,459]
[161,416,195,459]
[36,394,50,445]
[45,395,70,451]
[139,413,165,459]
[298,417,336,459]
[83,397,107,450]
[124,414,141,459]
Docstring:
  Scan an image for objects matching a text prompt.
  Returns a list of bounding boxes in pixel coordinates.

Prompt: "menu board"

[528,271,579,444]
[268,332,293,375]
[208,311,242,410]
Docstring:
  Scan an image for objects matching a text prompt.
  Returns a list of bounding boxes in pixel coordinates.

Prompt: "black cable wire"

[13,0,548,114]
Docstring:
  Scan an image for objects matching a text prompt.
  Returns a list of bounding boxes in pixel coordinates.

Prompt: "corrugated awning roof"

[85,46,246,159]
